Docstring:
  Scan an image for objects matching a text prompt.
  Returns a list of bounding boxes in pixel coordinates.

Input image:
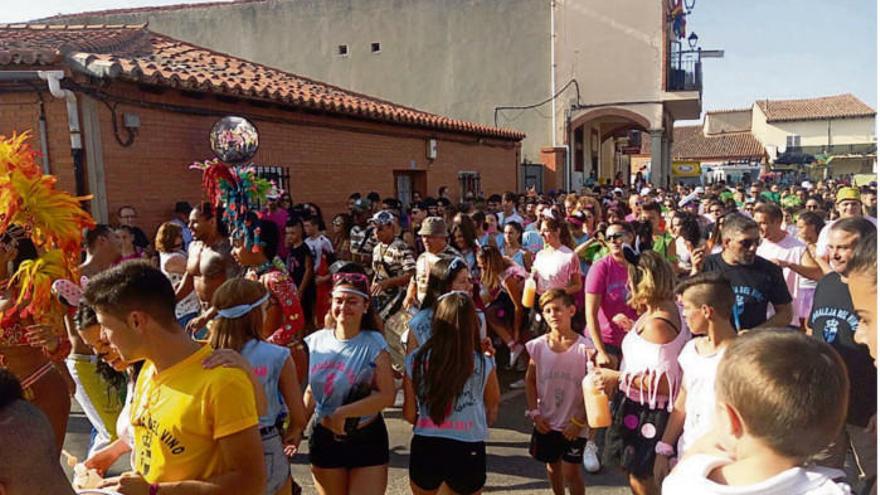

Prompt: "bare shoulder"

[641,312,680,345]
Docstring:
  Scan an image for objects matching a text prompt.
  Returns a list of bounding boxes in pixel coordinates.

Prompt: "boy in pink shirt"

[525,289,596,495]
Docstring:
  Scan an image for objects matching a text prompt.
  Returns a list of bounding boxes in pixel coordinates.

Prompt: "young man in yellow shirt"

[84,261,267,495]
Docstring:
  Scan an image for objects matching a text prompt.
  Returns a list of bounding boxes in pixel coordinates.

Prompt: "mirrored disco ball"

[209,116,259,164]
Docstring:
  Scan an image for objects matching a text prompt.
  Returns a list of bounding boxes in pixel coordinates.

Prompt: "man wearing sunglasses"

[403,216,460,309]
[699,213,793,332]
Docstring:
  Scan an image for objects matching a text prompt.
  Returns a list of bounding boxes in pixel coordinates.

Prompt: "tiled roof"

[706,107,751,115]
[35,0,266,22]
[755,94,875,123]
[0,24,525,140]
[672,126,765,160]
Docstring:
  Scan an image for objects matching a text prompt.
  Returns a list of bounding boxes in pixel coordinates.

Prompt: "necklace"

[253,259,275,276]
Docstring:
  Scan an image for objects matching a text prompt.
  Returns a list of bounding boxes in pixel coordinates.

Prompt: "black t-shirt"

[286,242,315,295]
[810,272,877,427]
[702,254,792,331]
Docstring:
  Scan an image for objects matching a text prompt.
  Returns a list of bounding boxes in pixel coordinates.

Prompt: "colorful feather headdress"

[190,158,279,251]
[0,132,95,322]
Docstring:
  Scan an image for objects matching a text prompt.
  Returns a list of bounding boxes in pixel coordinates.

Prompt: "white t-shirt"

[816,216,877,258]
[532,245,581,294]
[756,233,804,326]
[305,234,334,270]
[677,339,725,456]
[663,454,851,495]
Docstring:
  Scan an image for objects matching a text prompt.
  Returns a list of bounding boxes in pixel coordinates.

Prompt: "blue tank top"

[406,351,494,443]
[411,307,487,346]
[409,308,434,348]
[304,329,388,425]
[240,339,290,428]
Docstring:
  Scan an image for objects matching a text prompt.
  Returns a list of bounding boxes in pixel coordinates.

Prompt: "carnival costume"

[191,159,307,380]
[0,132,95,452]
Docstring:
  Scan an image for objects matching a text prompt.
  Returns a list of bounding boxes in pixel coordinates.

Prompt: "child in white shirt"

[662,330,852,494]
[653,272,737,482]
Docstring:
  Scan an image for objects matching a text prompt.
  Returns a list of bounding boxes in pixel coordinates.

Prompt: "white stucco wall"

[46,0,552,163]
[752,103,876,149]
[704,110,752,135]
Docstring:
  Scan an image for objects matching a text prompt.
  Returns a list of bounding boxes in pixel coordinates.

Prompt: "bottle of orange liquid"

[583,363,612,428]
[522,277,536,309]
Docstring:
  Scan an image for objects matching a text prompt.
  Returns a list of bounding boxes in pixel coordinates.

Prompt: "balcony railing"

[789,143,877,156]
[668,47,702,92]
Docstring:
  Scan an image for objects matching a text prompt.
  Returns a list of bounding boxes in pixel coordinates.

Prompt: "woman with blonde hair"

[207,277,309,495]
[476,245,527,368]
[155,221,201,328]
[591,251,687,495]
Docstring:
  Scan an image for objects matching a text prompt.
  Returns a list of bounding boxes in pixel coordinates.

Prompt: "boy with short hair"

[662,329,851,494]
[525,289,596,495]
[653,272,737,483]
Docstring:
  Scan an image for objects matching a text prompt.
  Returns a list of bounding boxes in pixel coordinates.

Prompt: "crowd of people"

[0,169,878,495]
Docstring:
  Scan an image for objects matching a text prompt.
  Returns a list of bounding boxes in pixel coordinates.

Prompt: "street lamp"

[688,32,699,49]
[684,0,696,13]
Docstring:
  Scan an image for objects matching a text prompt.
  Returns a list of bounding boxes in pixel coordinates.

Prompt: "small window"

[786,135,801,148]
[371,42,381,53]
[337,45,349,56]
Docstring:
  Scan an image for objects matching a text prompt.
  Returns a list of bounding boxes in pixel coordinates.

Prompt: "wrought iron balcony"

[668,48,702,92]
[788,143,877,156]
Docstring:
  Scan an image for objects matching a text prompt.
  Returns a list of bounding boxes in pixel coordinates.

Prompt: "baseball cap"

[369,210,396,225]
[640,187,652,197]
[351,198,372,212]
[836,187,861,204]
[612,187,624,195]
[417,216,447,237]
[801,181,814,190]
[694,186,705,195]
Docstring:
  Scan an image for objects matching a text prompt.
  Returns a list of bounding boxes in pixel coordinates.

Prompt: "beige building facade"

[44,0,704,191]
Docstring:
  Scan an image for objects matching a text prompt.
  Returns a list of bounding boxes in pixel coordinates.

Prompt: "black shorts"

[529,428,588,464]
[309,416,389,469]
[409,435,486,494]
[602,393,670,479]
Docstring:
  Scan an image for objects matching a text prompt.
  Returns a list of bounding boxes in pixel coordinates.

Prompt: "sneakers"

[582,440,601,473]
[508,343,525,369]
[509,378,526,389]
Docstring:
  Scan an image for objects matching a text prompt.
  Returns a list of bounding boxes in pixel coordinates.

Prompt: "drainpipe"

[35,92,50,174]
[37,70,86,197]
[550,0,557,147]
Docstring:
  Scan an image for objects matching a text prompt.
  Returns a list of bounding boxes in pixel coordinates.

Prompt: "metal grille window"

[250,165,291,209]
[458,171,481,201]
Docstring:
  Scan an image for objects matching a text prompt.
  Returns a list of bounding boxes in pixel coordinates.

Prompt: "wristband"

[569,417,586,428]
[525,408,540,419]
[654,441,675,457]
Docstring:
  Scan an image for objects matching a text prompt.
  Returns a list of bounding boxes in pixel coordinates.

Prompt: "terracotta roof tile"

[0,24,524,140]
[706,107,751,115]
[755,94,875,123]
[672,126,765,160]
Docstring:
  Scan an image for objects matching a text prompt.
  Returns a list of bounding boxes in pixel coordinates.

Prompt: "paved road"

[63,370,630,494]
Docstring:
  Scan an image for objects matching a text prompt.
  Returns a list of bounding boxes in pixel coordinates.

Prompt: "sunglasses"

[332,272,369,286]
[606,232,627,241]
[738,238,761,249]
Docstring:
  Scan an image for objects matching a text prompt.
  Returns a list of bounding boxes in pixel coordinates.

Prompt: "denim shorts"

[261,428,290,494]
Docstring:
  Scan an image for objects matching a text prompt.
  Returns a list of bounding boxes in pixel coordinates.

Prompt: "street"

[62,370,630,494]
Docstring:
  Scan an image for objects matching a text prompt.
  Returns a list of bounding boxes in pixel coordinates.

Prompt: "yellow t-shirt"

[130,345,258,483]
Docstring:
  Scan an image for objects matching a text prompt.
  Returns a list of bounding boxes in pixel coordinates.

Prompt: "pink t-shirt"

[533,246,581,294]
[525,334,594,435]
[584,255,638,347]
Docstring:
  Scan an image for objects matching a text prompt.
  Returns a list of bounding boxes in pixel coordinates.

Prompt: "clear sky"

[3,0,877,118]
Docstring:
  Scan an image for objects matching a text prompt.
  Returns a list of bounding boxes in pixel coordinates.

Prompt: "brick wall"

[0,90,77,194]
[1,80,521,238]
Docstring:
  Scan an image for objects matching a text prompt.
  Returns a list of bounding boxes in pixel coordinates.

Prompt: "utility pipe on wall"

[38,70,86,197]
[550,0,557,147]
